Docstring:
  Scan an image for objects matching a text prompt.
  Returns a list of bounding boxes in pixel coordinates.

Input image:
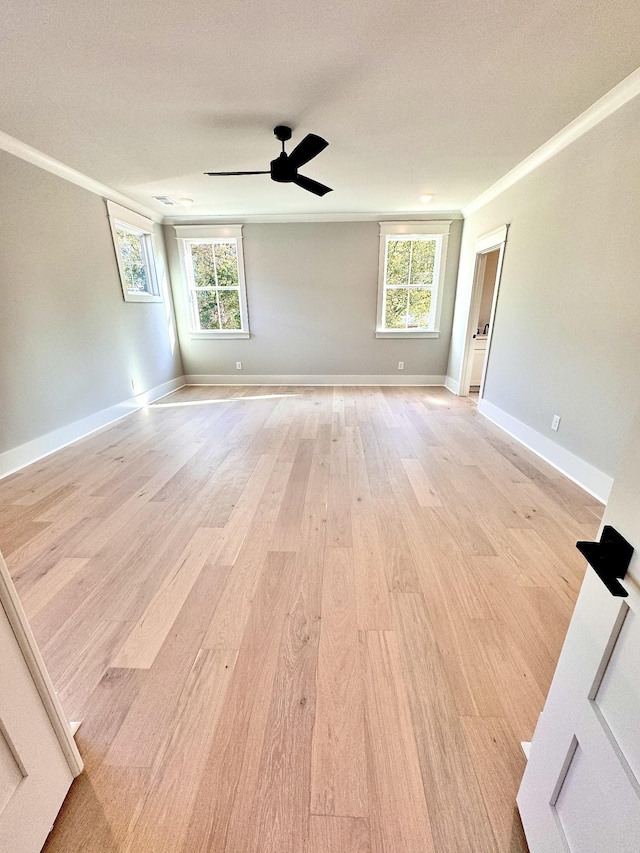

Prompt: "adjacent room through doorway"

[470,248,501,396]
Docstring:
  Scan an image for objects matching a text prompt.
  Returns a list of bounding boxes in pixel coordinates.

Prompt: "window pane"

[410,239,436,285]
[214,242,239,287]
[190,243,217,287]
[195,290,220,330]
[385,288,409,328]
[407,288,432,328]
[117,229,149,293]
[218,289,241,330]
[385,240,410,285]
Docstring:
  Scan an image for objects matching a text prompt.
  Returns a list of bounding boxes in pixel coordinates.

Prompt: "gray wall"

[448,96,640,478]
[166,220,462,379]
[0,150,183,455]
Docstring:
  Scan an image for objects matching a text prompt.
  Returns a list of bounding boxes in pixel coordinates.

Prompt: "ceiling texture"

[2,0,640,217]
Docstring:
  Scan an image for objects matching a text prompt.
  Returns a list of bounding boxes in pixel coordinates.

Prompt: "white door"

[518,411,640,853]
[0,551,82,852]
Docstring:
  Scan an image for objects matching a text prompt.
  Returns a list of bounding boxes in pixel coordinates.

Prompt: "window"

[175,225,250,338]
[107,201,163,302]
[375,220,451,338]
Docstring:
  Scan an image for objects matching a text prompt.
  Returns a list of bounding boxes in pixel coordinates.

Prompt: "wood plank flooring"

[0,386,603,852]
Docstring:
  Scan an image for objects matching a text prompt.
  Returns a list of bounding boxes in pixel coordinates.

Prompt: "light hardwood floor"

[0,386,603,852]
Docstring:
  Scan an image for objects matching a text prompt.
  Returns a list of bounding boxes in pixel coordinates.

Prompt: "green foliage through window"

[191,243,217,288]
[409,239,435,285]
[188,241,242,331]
[383,236,438,330]
[386,240,411,285]
[408,288,431,327]
[196,290,220,329]
[385,288,409,328]
[214,243,239,287]
[117,228,150,293]
[218,289,241,329]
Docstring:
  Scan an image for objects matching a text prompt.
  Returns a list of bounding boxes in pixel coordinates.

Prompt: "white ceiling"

[2,0,640,218]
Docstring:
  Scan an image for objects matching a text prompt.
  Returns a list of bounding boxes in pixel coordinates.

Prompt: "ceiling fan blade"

[204,171,270,176]
[287,134,329,169]
[293,174,333,196]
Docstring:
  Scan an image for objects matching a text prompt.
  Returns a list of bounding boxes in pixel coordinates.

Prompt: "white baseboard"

[184,374,446,387]
[444,375,460,395]
[477,398,612,503]
[0,376,186,482]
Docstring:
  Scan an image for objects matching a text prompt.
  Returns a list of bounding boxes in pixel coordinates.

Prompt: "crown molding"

[0,129,463,225]
[162,210,464,225]
[7,57,639,229]
[0,129,163,223]
[463,66,640,218]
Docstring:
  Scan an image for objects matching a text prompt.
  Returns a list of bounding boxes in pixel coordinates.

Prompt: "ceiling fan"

[204,126,333,196]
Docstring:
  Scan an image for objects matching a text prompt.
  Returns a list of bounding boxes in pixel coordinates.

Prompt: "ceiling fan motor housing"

[274,125,292,142]
[270,152,297,183]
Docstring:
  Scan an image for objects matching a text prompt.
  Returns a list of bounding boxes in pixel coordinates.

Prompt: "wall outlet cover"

[398,362,404,370]
[551,415,561,431]
[236,362,242,370]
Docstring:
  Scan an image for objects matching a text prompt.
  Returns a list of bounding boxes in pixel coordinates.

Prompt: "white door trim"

[0,553,83,778]
[458,225,509,398]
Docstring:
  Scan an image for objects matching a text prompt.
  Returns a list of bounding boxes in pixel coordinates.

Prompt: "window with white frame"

[107,201,163,303]
[375,221,451,338]
[175,226,249,338]
[175,225,250,338]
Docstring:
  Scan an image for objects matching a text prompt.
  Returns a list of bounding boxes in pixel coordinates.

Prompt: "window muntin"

[382,235,441,331]
[184,239,245,332]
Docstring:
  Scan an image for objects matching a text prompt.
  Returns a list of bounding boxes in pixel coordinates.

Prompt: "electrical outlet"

[551,415,561,431]
[131,379,137,392]
[236,361,242,370]
[398,361,404,370]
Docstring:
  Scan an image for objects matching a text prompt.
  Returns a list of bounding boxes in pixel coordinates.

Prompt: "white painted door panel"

[596,605,640,780]
[518,411,640,852]
[0,552,82,852]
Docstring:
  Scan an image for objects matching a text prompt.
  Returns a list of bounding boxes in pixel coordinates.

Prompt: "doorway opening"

[458,225,508,402]
[469,248,500,401]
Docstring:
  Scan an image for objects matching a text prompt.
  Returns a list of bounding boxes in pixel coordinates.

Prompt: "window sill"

[374,329,440,339]
[124,293,163,303]
[189,330,251,340]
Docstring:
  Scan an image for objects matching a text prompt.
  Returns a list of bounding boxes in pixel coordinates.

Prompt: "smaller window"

[107,201,162,302]
[376,221,451,338]
[176,225,250,339]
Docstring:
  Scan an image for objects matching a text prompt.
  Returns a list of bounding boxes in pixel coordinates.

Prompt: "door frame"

[0,552,83,778]
[458,225,509,398]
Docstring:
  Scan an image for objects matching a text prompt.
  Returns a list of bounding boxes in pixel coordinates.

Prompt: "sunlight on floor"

[148,393,301,408]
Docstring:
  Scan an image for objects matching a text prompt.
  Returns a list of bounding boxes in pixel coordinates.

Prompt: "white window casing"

[375,220,451,338]
[106,200,163,303]
[175,225,250,339]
